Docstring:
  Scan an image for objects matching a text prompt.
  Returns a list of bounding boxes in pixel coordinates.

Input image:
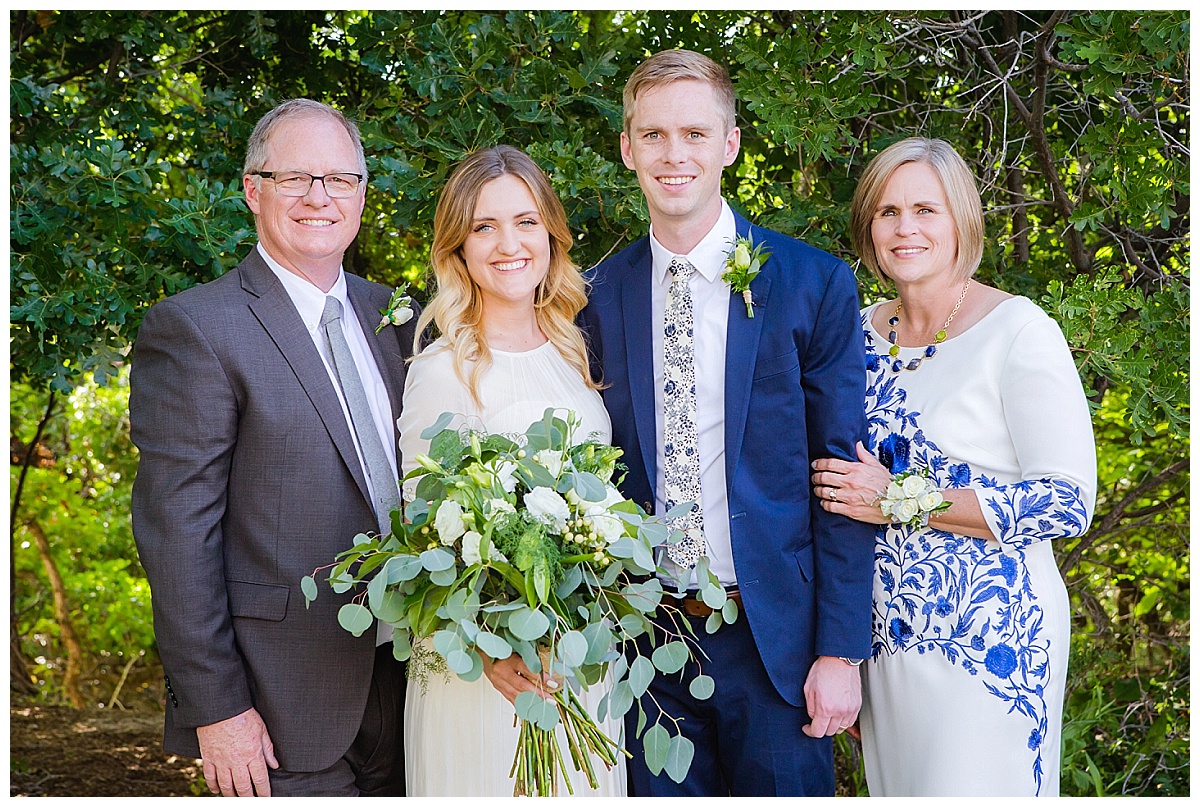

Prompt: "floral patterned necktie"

[663,257,706,568]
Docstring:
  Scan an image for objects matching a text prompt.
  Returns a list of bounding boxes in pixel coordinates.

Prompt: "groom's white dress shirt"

[650,200,737,588]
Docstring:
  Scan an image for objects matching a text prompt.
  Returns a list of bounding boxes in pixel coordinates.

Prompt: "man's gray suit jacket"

[130,249,417,771]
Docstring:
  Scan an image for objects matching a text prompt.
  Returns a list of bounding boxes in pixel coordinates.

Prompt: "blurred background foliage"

[9,10,1188,795]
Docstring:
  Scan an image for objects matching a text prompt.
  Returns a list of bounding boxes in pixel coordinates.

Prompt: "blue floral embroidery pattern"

[861,316,1087,795]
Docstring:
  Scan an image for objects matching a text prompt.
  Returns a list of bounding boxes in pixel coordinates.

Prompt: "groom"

[583,50,874,795]
[130,99,416,796]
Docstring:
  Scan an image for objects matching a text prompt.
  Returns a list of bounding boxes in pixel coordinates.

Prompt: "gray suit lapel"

[238,253,373,507]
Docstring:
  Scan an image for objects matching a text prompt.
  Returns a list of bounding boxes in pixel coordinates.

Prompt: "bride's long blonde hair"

[412,145,598,405]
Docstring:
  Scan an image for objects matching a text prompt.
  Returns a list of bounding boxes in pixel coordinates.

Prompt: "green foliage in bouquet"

[304,408,738,795]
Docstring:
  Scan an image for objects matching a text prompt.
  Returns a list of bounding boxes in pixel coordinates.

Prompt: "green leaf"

[642,724,670,775]
[433,629,465,656]
[391,632,412,662]
[446,648,475,675]
[337,603,374,637]
[664,734,696,783]
[514,691,560,731]
[688,674,715,700]
[429,566,458,587]
[558,630,589,668]
[475,630,513,660]
[628,654,655,697]
[373,589,406,624]
[419,547,456,572]
[384,554,424,584]
[651,641,689,674]
[300,575,318,604]
[705,609,724,635]
[419,411,455,440]
[508,606,551,641]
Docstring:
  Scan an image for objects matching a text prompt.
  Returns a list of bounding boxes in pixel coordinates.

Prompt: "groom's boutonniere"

[722,234,771,318]
[375,283,414,333]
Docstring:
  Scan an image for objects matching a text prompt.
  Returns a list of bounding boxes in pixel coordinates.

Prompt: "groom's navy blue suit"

[583,211,874,794]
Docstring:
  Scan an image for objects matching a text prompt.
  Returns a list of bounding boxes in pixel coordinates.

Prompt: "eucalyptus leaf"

[642,723,670,775]
[705,609,724,635]
[429,566,458,587]
[419,547,456,572]
[456,647,484,681]
[337,603,374,637]
[557,630,588,668]
[721,598,740,623]
[556,564,583,598]
[475,630,513,660]
[373,589,407,623]
[446,648,475,675]
[664,734,696,783]
[569,471,607,502]
[628,655,655,698]
[432,629,465,657]
[688,674,716,700]
[405,498,430,524]
[618,613,648,639]
[419,411,456,440]
[607,679,635,721]
[508,606,551,641]
[330,571,356,594]
[663,501,697,521]
[391,632,412,662]
[367,570,388,612]
[515,691,560,731]
[384,554,423,584]
[582,622,614,665]
[651,641,689,674]
[300,575,317,604]
[630,539,657,575]
[700,584,727,610]
[638,521,669,546]
[607,536,636,559]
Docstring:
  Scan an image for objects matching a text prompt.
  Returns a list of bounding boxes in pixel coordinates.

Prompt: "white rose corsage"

[722,234,771,318]
[877,468,951,527]
[375,283,414,333]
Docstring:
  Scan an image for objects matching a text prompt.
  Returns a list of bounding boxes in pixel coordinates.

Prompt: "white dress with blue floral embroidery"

[857,296,1096,796]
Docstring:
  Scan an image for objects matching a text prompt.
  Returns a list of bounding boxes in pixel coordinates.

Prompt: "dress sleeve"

[396,347,476,500]
[974,306,1098,553]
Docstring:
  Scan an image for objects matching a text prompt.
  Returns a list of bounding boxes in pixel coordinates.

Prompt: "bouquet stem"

[509,685,627,797]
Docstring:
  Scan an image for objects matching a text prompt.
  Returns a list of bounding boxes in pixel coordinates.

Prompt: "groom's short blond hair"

[622,49,736,135]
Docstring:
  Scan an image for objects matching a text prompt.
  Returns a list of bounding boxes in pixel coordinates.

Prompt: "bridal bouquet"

[305,409,737,796]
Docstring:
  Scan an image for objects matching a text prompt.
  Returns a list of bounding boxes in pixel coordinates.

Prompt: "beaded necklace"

[886,279,971,373]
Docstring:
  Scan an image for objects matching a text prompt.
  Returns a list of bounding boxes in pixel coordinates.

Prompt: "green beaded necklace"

[886,279,971,373]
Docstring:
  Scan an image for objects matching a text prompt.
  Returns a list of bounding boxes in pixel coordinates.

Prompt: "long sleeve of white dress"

[971,305,1098,553]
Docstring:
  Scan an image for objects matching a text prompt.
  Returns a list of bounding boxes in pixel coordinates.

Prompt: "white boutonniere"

[722,234,771,318]
[375,283,414,333]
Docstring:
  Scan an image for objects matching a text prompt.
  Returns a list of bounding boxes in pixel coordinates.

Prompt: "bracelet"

[877,469,949,528]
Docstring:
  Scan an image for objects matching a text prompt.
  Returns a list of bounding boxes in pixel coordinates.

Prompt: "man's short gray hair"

[242,99,368,180]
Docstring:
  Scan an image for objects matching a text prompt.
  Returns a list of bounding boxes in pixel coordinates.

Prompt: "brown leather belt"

[681,588,741,618]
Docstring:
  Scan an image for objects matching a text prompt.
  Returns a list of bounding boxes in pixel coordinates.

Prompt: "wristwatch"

[838,657,865,667]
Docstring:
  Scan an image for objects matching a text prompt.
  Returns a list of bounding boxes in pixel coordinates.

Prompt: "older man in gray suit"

[131,99,416,796]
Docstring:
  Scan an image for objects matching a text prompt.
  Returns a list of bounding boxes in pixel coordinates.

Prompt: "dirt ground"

[10,699,207,797]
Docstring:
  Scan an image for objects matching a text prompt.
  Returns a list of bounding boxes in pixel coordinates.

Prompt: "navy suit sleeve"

[130,300,254,728]
[800,261,875,659]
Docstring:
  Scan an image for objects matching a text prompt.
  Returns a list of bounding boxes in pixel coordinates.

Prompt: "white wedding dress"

[396,337,626,797]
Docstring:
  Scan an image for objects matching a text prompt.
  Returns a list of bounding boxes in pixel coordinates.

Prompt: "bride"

[396,145,625,796]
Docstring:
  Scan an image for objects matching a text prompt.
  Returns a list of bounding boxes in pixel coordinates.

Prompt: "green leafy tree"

[9,10,1188,795]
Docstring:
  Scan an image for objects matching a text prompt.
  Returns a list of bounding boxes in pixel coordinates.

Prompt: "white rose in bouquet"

[495,461,519,493]
[533,449,565,477]
[585,510,626,544]
[461,530,484,565]
[434,499,467,545]
[525,486,570,532]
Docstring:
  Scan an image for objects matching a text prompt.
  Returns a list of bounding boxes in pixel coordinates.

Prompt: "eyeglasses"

[252,170,364,198]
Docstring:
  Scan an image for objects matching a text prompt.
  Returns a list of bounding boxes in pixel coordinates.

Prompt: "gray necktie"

[663,258,705,568]
[320,296,400,536]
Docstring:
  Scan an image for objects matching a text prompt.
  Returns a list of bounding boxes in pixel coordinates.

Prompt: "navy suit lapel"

[619,241,659,494]
[239,254,373,506]
[724,215,771,484]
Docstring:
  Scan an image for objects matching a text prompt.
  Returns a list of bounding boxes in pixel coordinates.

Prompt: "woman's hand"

[481,653,558,705]
[811,441,894,525]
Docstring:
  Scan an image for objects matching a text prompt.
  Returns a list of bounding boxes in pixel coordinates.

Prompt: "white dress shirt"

[650,200,737,587]
[259,244,398,644]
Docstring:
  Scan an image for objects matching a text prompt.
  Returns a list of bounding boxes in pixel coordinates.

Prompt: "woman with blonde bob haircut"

[849,137,984,283]
[812,136,1096,795]
[397,145,624,797]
